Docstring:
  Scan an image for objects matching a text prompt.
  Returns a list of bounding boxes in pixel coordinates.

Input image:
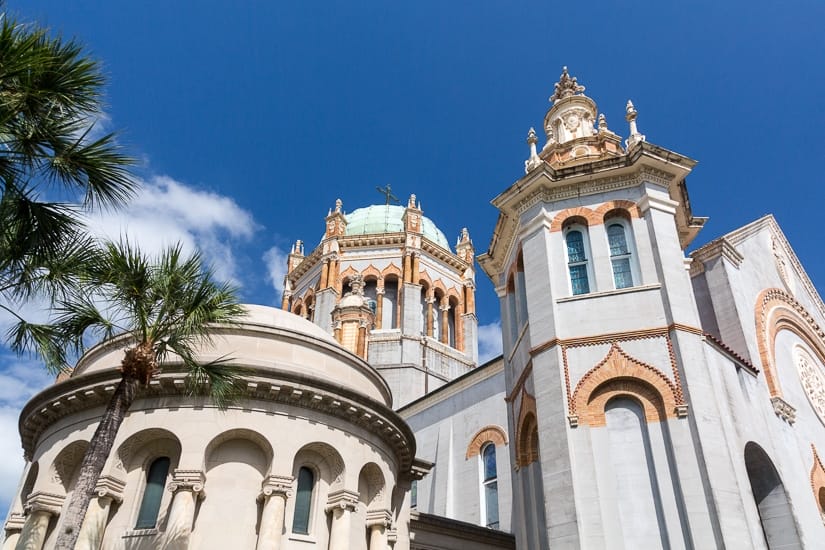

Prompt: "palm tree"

[12,240,246,550]
[0,11,136,314]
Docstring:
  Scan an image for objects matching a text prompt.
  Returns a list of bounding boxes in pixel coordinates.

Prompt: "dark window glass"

[293,467,314,534]
[135,457,170,529]
[485,481,499,528]
[607,224,629,256]
[569,264,590,295]
[612,258,633,289]
[411,480,418,509]
[566,231,587,262]
[483,444,497,481]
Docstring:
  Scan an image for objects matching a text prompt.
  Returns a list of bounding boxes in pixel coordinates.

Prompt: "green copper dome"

[344,205,451,250]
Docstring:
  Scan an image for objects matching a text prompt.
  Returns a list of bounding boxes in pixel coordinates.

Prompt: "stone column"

[3,514,25,550]
[439,304,449,344]
[164,470,205,550]
[411,255,420,283]
[75,476,125,550]
[375,288,384,329]
[325,490,359,550]
[321,260,330,289]
[366,510,392,550]
[455,301,464,351]
[357,322,368,359]
[256,475,294,550]
[403,254,412,283]
[426,297,434,337]
[15,492,64,550]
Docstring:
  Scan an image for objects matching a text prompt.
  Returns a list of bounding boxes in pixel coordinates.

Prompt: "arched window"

[565,229,590,295]
[481,443,499,528]
[607,223,633,289]
[382,278,399,329]
[135,456,170,529]
[292,466,314,535]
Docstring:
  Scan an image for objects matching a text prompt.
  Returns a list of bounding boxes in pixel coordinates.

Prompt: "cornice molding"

[20,364,418,477]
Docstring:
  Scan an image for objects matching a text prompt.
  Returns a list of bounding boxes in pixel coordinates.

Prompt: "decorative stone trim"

[571,343,682,427]
[325,489,359,513]
[755,288,825,400]
[20,364,416,478]
[465,425,508,459]
[4,512,25,532]
[259,474,294,501]
[770,396,796,424]
[95,475,126,502]
[24,491,65,516]
[689,237,744,269]
[515,390,539,468]
[810,445,825,523]
[168,469,206,497]
[366,509,392,528]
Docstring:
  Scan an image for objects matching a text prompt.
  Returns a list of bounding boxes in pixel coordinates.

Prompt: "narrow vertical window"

[292,467,314,535]
[482,444,499,529]
[566,230,590,295]
[607,223,633,289]
[135,457,170,529]
[411,480,418,509]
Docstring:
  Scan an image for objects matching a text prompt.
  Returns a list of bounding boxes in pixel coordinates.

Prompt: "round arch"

[755,288,825,398]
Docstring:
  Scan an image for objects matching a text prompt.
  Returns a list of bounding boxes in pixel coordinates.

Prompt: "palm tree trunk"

[53,374,139,550]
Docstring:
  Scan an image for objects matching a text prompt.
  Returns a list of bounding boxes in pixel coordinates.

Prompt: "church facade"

[4,68,825,549]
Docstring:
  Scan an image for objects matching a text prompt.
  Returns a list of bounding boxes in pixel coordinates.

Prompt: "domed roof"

[345,204,451,250]
[242,304,337,344]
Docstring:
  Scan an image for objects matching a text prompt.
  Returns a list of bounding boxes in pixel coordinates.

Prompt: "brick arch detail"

[811,445,825,516]
[571,343,680,427]
[361,264,382,282]
[755,288,825,398]
[381,263,402,280]
[465,425,509,459]
[417,270,433,289]
[594,200,641,221]
[550,207,599,232]
[515,391,539,468]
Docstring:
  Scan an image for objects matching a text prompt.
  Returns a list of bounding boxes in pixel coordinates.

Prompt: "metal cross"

[376,184,399,205]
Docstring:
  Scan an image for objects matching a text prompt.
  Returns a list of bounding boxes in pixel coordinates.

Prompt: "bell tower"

[479,68,720,549]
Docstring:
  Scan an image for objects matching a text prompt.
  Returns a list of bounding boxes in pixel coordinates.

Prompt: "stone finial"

[349,274,365,296]
[408,194,417,209]
[549,66,586,103]
[335,198,343,213]
[598,113,608,132]
[625,99,646,149]
[524,127,542,173]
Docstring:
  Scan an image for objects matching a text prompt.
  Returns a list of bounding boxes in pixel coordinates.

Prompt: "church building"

[4,68,825,550]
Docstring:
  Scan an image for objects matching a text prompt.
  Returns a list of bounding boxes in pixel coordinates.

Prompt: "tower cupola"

[543,67,598,146]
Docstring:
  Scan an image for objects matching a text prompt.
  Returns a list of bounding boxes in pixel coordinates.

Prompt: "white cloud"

[477,320,503,364]
[263,245,289,297]
[84,175,259,284]
[0,355,54,518]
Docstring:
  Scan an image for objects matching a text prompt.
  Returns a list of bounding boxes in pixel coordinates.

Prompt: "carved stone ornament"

[550,66,586,103]
[259,474,294,501]
[772,236,796,295]
[94,475,126,503]
[325,489,359,514]
[366,508,393,528]
[795,347,825,425]
[24,491,65,516]
[771,395,797,424]
[168,469,206,497]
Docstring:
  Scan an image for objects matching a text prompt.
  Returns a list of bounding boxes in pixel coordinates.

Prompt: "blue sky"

[2,0,824,517]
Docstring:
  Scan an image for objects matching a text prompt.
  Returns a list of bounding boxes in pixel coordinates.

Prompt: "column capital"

[4,512,26,532]
[259,474,294,501]
[325,489,359,514]
[168,469,206,497]
[94,474,126,503]
[24,491,65,516]
[366,509,392,528]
